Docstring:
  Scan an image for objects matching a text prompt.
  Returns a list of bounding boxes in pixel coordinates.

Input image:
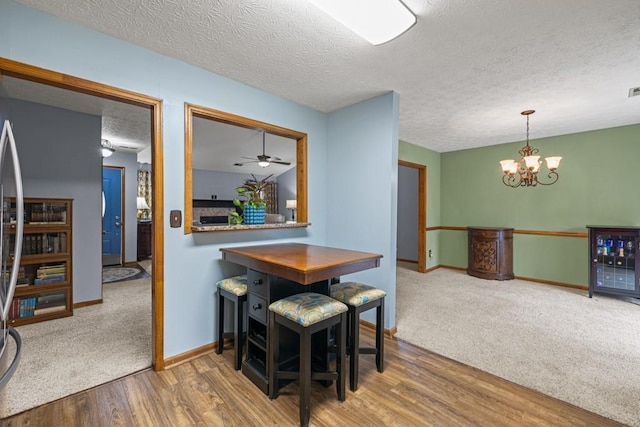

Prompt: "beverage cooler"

[587,226,640,299]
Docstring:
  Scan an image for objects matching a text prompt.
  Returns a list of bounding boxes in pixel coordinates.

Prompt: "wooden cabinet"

[137,221,152,260]
[587,226,640,298]
[467,227,514,281]
[8,198,73,326]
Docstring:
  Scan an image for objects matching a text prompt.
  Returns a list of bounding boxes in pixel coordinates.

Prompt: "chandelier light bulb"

[545,156,562,170]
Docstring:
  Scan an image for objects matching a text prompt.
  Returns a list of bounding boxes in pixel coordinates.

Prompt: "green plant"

[230,174,273,224]
[228,209,243,225]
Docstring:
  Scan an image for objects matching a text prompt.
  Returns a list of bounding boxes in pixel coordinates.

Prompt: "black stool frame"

[216,287,247,370]
[269,310,347,427]
[346,296,385,391]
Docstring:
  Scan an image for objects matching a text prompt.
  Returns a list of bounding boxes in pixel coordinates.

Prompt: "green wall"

[440,124,640,286]
[399,125,639,286]
[398,141,441,269]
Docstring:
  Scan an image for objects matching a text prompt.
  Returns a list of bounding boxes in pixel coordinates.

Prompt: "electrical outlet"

[428,250,433,258]
[170,210,182,228]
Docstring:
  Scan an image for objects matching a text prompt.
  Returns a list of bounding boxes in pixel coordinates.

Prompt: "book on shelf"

[34,276,65,283]
[37,263,66,270]
[28,221,66,225]
[9,298,19,319]
[36,264,66,276]
[36,299,67,309]
[35,264,67,283]
[8,292,68,318]
[17,297,37,318]
[37,265,66,271]
[27,204,67,224]
[36,269,66,278]
[2,273,30,286]
[19,233,67,255]
[34,276,65,285]
[33,305,66,315]
[37,291,66,305]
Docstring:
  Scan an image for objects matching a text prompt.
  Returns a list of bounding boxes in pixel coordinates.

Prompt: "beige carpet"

[0,275,152,418]
[395,264,640,427]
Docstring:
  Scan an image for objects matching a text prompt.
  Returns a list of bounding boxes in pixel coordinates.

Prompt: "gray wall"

[397,165,419,261]
[103,151,139,263]
[0,96,6,123]
[193,168,293,216]
[192,169,270,201]
[6,98,103,304]
[277,167,296,220]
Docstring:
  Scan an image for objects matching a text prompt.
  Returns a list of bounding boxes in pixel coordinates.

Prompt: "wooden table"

[220,243,383,394]
[220,242,382,285]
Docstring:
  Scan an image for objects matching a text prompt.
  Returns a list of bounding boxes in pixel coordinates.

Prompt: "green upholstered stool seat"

[216,275,248,296]
[268,292,347,427]
[330,282,386,306]
[216,274,248,370]
[330,281,386,392]
[268,292,348,327]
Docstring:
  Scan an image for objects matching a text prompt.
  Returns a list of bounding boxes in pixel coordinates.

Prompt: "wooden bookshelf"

[7,198,73,326]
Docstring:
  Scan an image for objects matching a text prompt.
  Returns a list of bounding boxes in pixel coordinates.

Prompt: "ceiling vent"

[629,86,640,97]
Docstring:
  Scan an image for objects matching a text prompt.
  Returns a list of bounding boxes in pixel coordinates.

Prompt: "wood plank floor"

[3,328,621,426]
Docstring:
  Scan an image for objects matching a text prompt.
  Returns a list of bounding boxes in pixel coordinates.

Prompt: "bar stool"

[330,282,386,391]
[268,292,348,427]
[216,275,248,370]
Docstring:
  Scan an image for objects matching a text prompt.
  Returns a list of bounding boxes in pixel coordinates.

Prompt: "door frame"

[102,166,125,266]
[0,58,166,370]
[398,160,427,273]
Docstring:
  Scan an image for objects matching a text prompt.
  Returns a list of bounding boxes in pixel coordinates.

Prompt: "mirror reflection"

[184,104,307,233]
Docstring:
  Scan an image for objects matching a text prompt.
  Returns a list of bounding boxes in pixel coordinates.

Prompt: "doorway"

[397,160,426,272]
[102,166,124,266]
[0,57,164,370]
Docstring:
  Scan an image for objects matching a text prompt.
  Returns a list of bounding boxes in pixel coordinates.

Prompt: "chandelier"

[499,110,562,187]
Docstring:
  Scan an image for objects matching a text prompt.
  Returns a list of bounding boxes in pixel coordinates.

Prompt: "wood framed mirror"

[184,103,307,234]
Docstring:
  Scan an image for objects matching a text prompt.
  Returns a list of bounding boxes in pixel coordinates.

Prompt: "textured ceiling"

[1,75,300,171]
[12,0,640,152]
[0,75,152,155]
[1,75,155,162]
[192,118,296,176]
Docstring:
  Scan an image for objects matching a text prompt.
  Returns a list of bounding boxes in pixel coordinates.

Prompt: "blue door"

[102,167,122,266]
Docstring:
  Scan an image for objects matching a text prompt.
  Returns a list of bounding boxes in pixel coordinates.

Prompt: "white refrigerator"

[0,120,24,389]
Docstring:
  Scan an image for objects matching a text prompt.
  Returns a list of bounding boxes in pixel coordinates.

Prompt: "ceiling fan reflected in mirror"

[233,130,291,168]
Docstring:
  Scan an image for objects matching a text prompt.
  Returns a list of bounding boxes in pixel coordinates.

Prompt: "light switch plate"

[170,210,182,228]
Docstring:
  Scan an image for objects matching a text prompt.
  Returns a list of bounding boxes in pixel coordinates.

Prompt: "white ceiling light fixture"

[307,0,416,45]
[628,86,640,98]
[101,139,115,157]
